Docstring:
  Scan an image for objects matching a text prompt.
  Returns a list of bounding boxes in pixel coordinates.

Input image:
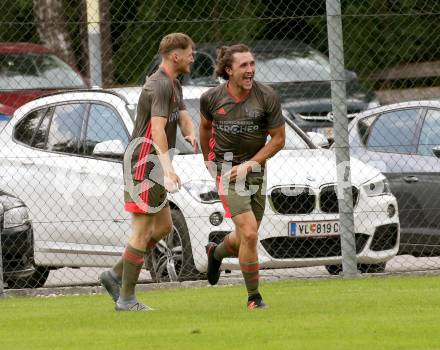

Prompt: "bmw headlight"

[183,180,220,204]
[363,177,390,197]
[4,206,30,229]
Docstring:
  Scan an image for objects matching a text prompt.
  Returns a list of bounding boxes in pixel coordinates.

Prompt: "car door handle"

[403,176,419,183]
[79,167,90,174]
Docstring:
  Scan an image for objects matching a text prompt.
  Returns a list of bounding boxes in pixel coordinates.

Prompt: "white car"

[0,87,399,286]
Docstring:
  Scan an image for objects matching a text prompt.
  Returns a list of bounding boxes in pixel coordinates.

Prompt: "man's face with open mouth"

[228,51,256,92]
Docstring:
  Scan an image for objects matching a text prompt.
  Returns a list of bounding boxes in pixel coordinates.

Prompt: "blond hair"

[159,33,195,56]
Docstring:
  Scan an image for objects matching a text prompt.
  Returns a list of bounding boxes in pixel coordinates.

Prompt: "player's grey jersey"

[129,67,185,181]
[200,81,284,175]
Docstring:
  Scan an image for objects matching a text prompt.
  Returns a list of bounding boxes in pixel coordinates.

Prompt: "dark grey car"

[348,101,440,256]
[0,190,45,288]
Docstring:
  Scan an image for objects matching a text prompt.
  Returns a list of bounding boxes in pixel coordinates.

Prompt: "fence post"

[326,0,358,277]
[86,0,102,87]
[0,204,4,296]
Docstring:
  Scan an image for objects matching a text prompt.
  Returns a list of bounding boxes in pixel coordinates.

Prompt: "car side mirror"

[432,145,440,158]
[93,140,126,158]
[307,132,330,148]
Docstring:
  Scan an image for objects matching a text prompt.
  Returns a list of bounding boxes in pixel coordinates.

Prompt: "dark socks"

[214,234,238,261]
[120,244,146,300]
[112,237,158,280]
[240,260,260,299]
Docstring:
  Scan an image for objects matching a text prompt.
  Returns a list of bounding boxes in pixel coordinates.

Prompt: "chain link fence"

[1,0,440,290]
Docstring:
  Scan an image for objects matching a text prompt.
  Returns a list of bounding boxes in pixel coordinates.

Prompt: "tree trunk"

[99,0,113,87]
[33,0,77,68]
[79,0,90,78]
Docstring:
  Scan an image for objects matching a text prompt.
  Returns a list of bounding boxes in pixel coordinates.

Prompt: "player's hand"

[184,136,198,153]
[224,162,253,182]
[164,170,181,193]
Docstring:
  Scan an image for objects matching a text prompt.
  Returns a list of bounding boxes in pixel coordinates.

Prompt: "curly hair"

[215,44,251,80]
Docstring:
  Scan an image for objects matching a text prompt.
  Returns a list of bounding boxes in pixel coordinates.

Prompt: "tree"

[112,0,265,84]
[33,0,77,68]
[99,0,114,86]
[0,0,37,43]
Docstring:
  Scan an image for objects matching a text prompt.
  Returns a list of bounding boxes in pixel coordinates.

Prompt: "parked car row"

[1,40,438,289]
[1,39,375,142]
[0,86,399,287]
[143,40,380,141]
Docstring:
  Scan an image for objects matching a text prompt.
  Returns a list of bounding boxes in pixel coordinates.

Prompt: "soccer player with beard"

[100,33,197,311]
[199,44,285,309]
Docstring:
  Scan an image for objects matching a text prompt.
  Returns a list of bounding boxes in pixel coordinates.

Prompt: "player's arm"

[199,113,217,178]
[199,113,213,162]
[226,125,285,182]
[247,90,285,168]
[178,110,197,152]
[226,89,285,182]
[149,80,182,189]
[151,116,181,188]
[249,125,285,165]
[199,93,217,177]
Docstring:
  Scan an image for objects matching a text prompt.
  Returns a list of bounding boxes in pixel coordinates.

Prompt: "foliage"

[110,0,264,84]
[341,0,440,79]
[1,0,440,86]
[0,0,37,43]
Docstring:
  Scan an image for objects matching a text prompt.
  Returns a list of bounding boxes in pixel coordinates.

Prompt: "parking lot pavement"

[44,267,153,287]
[41,255,440,288]
[43,266,328,288]
[386,255,440,274]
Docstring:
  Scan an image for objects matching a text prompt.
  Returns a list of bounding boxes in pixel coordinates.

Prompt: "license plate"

[289,221,339,237]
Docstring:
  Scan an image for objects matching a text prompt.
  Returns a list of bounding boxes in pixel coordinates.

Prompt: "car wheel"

[358,263,386,273]
[146,208,205,283]
[6,265,49,289]
[325,264,343,275]
[325,263,386,275]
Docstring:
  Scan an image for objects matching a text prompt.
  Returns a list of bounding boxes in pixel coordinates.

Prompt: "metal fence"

[1,0,440,291]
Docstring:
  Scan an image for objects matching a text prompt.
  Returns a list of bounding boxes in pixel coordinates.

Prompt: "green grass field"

[1,275,439,350]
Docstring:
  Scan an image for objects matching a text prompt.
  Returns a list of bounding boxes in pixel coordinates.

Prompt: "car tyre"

[146,208,205,283]
[6,265,49,289]
[325,264,343,275]
[358,263,386,273]
[325,263,386,275]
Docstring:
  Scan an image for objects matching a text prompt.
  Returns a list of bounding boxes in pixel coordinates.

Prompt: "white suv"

[0,87,399,286]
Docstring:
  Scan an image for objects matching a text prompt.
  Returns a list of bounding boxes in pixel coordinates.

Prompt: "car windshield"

[254,50,331,83]
[0,53,86,90]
